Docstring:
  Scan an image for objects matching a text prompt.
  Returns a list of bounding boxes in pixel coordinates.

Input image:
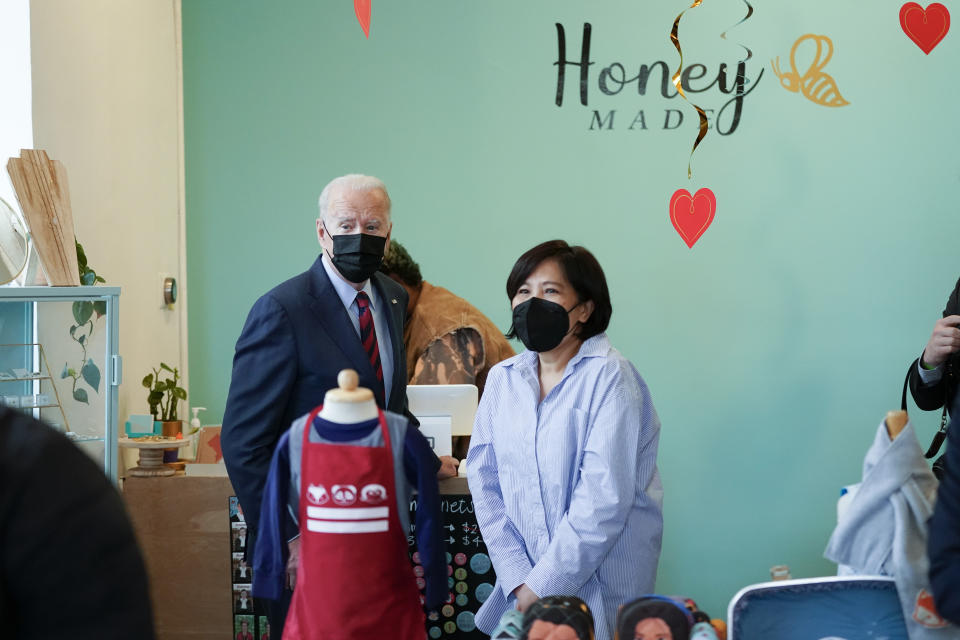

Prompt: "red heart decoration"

[900,3,950,54]
[355,0,371,38]
[670,188,716,248]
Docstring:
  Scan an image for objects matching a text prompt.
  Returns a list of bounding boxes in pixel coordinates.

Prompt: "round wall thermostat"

[163,277,177,305]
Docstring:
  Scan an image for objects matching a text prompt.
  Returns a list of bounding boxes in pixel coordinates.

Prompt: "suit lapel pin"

[391,298,398,304]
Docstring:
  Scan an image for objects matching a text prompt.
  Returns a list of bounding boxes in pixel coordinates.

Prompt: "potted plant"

[143,363,187,461]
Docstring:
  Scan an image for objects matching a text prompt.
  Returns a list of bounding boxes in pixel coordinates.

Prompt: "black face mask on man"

[323,222,387,283]
[511,297,580,352]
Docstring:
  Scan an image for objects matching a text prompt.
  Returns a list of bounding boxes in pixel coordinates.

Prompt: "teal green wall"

[184,0,959,617]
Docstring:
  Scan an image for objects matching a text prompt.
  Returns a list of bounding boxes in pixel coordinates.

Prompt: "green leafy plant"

[143,363,187,421]
[77,240,106,286]
[61,300,106,404]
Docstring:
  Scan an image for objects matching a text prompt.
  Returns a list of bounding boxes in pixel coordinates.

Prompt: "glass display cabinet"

[0,286,121,480]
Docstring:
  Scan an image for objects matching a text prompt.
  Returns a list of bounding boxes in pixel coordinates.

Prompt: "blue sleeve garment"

[252,430,292,602]
[929,415,960,624]
[403,425,446,611]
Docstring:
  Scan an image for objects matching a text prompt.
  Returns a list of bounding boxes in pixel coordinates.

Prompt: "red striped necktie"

[355,291,384,399]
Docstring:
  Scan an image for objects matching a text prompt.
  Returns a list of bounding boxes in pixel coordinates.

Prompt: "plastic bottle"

[189,407,207,435]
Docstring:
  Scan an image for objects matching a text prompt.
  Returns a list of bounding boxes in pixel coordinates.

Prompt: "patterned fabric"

[466,333,663,640]
[411,329,483,386]
[413,329,487,459]
[404,281,515,392]
[355,291,384,396]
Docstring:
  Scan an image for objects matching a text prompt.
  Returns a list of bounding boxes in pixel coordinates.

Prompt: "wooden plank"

[24,150,78,286]
[4,157,62,284]
[22,150,70,284]
[5,150,80,285]
[51,160,80,280]
[7,154,65,284]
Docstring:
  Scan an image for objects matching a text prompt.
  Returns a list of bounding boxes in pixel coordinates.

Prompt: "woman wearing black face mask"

[465,240,664,640]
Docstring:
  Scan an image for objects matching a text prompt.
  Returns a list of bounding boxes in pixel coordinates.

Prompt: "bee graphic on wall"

[772,34,849,107]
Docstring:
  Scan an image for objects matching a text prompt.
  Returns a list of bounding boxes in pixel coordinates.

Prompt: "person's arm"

[222,294,298,533]
[251,430,293,601]
[929,416,960,624]
[921,315,960,371]
[910,317,960,411]
[466,369,533,600]
[910,358,946,411]
[403,426,446,610]
[524,372,661,597]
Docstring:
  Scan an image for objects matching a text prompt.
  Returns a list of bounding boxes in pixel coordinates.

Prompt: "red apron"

[282,407,425,640]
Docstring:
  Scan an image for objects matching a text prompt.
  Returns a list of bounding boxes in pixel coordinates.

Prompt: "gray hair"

[317,174,391,222]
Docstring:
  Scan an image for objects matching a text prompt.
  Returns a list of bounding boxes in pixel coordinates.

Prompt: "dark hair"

[505,240,612,341]
[379,240,422,287]
[616,596,693,640]
[521,596,594,640]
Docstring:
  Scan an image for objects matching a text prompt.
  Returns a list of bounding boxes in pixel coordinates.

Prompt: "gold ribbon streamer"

[670,0,709,179]
[720,0,754,62]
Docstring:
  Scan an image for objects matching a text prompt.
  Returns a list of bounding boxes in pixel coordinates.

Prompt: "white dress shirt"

[467,333,663,640]
[321,253,395,405]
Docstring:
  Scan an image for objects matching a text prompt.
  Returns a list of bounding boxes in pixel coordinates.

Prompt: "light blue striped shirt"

[321,252,394,405]
[466,333,663,640]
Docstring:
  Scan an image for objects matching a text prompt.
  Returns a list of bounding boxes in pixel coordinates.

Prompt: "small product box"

[125,414,160,438]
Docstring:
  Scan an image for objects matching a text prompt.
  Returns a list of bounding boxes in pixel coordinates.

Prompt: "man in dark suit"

[235,558,252,583]
[908,276,960,478]
[222,174,458,634]
[235,589,253,613]
[929,414,960,624]
[233,526,247,552]
[908,276,960,416]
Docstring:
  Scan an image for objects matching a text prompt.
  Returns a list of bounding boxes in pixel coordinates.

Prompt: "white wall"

[0,0,34,209]
[29,0,187,428]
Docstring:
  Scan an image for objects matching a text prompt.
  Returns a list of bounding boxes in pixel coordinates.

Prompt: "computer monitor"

[406,384,478,437]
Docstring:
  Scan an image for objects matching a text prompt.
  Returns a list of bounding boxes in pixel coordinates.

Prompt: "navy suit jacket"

[222,256,415,533]
[929,415,960,624]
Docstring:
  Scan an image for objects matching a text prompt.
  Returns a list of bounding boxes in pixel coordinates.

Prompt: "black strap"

[901,360,913,411]
[925,410,949,459]
[903,357,949,458]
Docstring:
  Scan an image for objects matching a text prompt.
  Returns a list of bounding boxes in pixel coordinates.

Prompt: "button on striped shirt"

[466,333,663,640]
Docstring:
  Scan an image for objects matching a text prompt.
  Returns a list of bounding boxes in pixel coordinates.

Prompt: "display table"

[119,437,191,477]
[123,473,488,639]
[123,474,235,640]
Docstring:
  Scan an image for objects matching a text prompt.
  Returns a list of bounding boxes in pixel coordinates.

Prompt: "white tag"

[418,415,453,457]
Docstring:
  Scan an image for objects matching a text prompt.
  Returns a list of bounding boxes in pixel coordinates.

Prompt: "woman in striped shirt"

[467,240,664,640]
